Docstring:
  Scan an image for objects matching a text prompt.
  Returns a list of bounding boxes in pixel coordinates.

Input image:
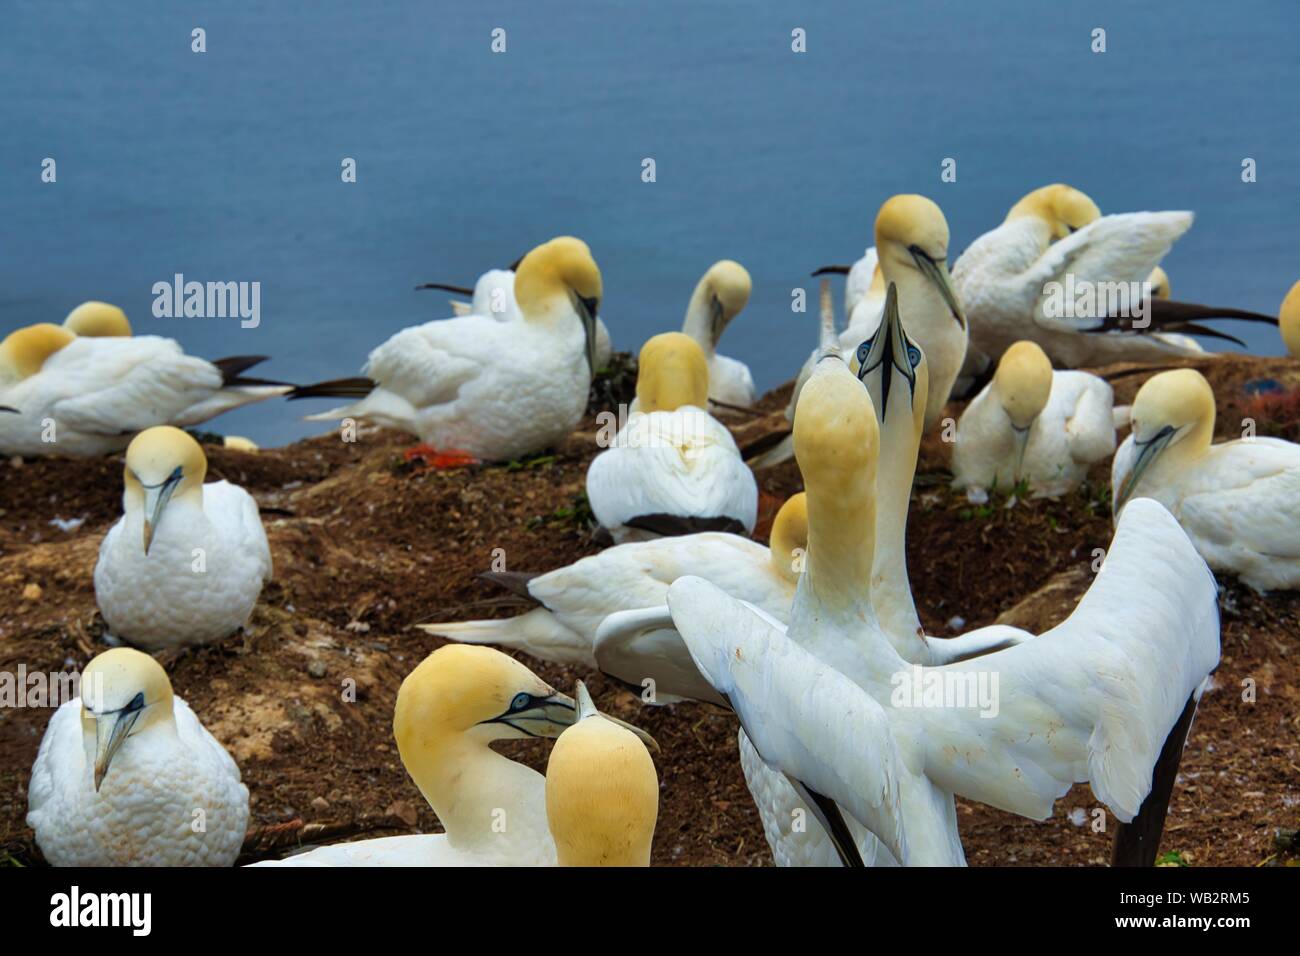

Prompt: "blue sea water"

[2,0,1297,446]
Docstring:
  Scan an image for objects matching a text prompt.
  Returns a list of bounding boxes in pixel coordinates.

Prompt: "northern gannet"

[676,259,755,408]
[952,184,1276,375]
[952,340,1116,500]
[293,236,602,462]
[666,356,1221,866]
[94,427,272,649]
[420,494,809,705]
[63,301,132,337]
[253,645,656,866]
[0,323,291,457]
[1282,280,1300,358]
[1113,368,1300,591]
[546,682,658,866]
[586,332,757,542]
[812,247,881,322]
[27,647,249,866]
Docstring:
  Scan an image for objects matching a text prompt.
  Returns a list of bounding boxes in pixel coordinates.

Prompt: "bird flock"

[11,183,1300,867]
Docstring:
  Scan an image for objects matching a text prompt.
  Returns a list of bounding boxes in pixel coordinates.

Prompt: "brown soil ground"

[1,353,1297,867]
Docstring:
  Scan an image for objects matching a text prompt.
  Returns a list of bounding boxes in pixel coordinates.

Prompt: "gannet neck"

[409,734,544,847]
[635,332,709,412]
[1281,280,1300,358]
[64,302,132,337]
[681,260,752,353]
[0,323,75,383]
[768,493,808,583]
[1004,184,1101,241]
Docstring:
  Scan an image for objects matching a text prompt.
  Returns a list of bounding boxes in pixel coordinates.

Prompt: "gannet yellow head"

[694,260,752,346]
[0,323,75,382]
[1116,368,1216,510]
[514,236,603,373]
[1280,280,1300,359]
[874,194,966,328]
[1005,184,1102,241]
[1148,266,1171,300]
[545,682,659,867]
[223,435,259,453]
[64,301,132,337]
[768,492,808,582]
[79,648,175,791]
[635,332,709,412]
[852,282,929,432]
[993,341,1053,430]
[124,426,208,554]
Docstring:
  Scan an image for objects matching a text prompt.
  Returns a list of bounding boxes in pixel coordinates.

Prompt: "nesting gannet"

[952,340,1116,499]
[586,332,756,542]
[292,237,601,462]
[546,682,658,866]
[1282,280,1300,358]
[63,301,132,337]
[93,427,272,649]
[253,645,656,866]
[1113,368,1300,591]
[27,648,249,866]
[676,259,756,407]
[0,323,291,458]
[419,268,614,369]
[666,357,1221,866]
[421,494,808,705]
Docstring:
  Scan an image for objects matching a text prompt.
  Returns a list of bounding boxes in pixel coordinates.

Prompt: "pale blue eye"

[511,693,530,710]
[857,342,871,362]
[907,346,921,368]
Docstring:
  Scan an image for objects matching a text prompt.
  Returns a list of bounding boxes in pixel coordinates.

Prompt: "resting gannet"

[253,645,657,866]
[546,682,658,866]
[953,340,1116,500]
[420,267,614,369]
[1282,280,1300,358]
[27,647,249,866]
[0,323,292,458]
[586,332,756,542]
[953,184,1277,375]
[667,356,1221,866]
[63,301,132,337]
[1113,368,1300,591]
[421,494,808,705]
[294,236,602,462]
[676,259,755,408]
[94,427,272,649]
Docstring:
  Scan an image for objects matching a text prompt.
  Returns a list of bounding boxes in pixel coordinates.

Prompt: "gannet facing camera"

[587,331,757,542]
[1282,280,1300,358]
[294,236,602,463]
[94,426,272,649]
[1113,368,1300,591]
[27,647,249,866]
[421,493,808,706]
[546,682,659,866]
[254,645,657,866]
[63,301,132,337]
[953,340,1116,499]
[678,259,756,407]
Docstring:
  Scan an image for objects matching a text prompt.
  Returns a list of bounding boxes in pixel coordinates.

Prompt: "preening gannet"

[253,645,656,866]
[953,340,1116,499]
[586,332,756,542]
[63,301,132,337]
[677,259,756,407]
[420,494,808,705]
[0,323,292,458]
[1113,368,1300,591]
[667,356,1221,866]
[94,427,272,649]
[27,648,249,866]
[420,267,614,369]
[1282,280,1300,358]
[546,682,658,866]
[293,236,602,462]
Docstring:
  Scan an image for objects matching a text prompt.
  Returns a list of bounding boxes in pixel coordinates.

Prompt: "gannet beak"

[1115,425,1177,512]
[577,295,600,374]
[488,685,659,752]
[909,246,966,329]
[141,468,183,555]
[574,680,599,720]
[1011,425,1032,480]
[92,694,145,791]
[710,295,726,345]
[855,282,914,419]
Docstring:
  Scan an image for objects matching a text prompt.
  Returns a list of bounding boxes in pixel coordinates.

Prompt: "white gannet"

[293,236,602,463]
[546,681,659,866]
[813,248,889,351]
[586,332,757,542]
[666,357,1221,866]
[1282,280,1300,358]
[952,340,1116,500]
[63,301,132,337]
[953,184,1277,375]
[419,267,614,369]
[676,259,756,408]
[1113,368,1300,591]
[253,645,656,866]
[0,323,292,458]
[420,493,809,705]
[93,427,272,650]
[27,647,249,866]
